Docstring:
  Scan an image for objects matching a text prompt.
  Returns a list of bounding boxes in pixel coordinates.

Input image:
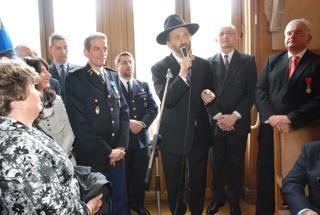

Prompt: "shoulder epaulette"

[69,67,82,73]
[104,66,117,73]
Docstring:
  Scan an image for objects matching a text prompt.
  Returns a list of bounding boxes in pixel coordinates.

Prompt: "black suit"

[206,50,257,205]
[49,62,80,103]
[151,53,214,214]
[254,49,320,215]
[121,79,158,210]
[49,77,61,97]
[281,141,320,215]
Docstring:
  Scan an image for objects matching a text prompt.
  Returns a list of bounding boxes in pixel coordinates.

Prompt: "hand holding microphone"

[180,46,195,79]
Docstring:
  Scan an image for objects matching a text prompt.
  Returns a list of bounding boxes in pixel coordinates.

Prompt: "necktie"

[127,81,132,97]
[59,65,66,92]
[99,72,106,82]
[224,55,229,71]
[288,56,299,80]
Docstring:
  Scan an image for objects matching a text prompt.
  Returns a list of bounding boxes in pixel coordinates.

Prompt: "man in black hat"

[151,14,215,215]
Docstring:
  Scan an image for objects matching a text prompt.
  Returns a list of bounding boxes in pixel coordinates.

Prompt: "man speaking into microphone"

[151,14,215,215]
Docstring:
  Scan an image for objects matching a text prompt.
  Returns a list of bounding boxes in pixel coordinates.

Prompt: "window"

[190,0,231,59]
[0,0,41,57]
[133,0,175,105]
[52,0,96,66]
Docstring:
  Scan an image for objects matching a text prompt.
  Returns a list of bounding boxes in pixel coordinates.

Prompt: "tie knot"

[291,56,299,62]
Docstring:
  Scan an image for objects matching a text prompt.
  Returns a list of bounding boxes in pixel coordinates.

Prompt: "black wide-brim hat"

[156,14,199,45]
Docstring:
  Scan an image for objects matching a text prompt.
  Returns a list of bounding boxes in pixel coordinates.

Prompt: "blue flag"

[0,18,15,55]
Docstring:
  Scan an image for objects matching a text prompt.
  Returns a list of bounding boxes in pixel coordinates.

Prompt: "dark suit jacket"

[49,77,61,97]
[121,79,158,149]
[281,141,320,215]
[49,62,80,101]
[151,53,214,156]
[207,49,257,136]
[65,62,129,173]
[255,49,320,134]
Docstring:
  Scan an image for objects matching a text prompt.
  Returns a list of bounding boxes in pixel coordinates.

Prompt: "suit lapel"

[132,79,141,98]
[50,64,60,81]
[222,50,242,88]
[168,53,181,80]
[85,64,106,91]
[285,50,314,94]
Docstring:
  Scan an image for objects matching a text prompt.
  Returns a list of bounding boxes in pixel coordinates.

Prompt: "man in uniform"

[65,32,129,215]
[151,14,215,214]
[115,52,158,215]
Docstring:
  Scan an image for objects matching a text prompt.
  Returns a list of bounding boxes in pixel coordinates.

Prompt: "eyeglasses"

[218,31,235,37]
[169,33,191,41]
[118,61,134,66]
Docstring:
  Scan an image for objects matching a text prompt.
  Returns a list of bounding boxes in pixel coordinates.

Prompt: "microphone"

[180,46,188,58]
[180,46,191,77]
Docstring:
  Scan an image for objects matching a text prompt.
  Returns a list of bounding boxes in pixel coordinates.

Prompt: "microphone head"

[180,46,188,58]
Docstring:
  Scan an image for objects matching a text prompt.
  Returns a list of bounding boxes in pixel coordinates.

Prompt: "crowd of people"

[0,14,319,215]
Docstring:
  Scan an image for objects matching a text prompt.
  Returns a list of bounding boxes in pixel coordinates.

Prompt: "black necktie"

[60,65,66,92]
[127,81,132,97]
[224,55,229,71]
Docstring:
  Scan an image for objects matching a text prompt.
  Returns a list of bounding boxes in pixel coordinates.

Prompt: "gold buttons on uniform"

[132,100,134,103]
[111,108,113,111]
[134,116,137,118]
[112,133,115,136]
[108,95,111,98]
[112,120,114,124]
[133,108,136,111]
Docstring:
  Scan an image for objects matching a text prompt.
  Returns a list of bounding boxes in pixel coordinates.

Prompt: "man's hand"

[202,89,216,104]
[301,210,318,215]
[216,114,238,131]
[130,119,144,134]
[268,115,291,133]
[179,55,195,78]
[109,148,126,166]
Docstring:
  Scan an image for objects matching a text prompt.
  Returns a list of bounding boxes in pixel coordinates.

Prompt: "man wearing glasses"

[206,25,257,215]
[115,52,158,215]
[151,14,215,214]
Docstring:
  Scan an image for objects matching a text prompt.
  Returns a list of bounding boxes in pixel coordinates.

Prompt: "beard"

[169,41,192,58]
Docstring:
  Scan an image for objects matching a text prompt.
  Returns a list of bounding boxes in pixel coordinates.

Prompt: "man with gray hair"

[65,32,129,215]
[255,18,320,215]
[48,33,80,103]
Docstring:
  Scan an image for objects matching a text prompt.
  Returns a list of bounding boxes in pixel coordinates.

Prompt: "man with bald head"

[255,19,320,215]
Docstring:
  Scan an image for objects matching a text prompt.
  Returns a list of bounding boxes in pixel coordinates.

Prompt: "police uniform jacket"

[121,79,158,149]
[65,62,129,173]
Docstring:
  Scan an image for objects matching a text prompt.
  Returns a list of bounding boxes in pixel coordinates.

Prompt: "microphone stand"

[145,68,173,215]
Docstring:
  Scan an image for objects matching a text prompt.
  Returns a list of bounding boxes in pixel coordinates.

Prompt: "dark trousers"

[255,124,275,215]
[125,146,149,210]
[104,164,128,215]
[161,140,208,215]
[209,134,248,204]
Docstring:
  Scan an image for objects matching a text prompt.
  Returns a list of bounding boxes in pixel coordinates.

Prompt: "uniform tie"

[127,81,132,97]
[288,56,299,80]
[224,55,229,71]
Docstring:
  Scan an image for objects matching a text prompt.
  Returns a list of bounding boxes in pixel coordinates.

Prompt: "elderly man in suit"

[65,32,129,215]
[48,33,80,103]
[115,52,158,215]
[151,14,215,215]
[206,25,257,215]
[14,44,61,97]
[255,18,320,215]
[282,141,320,215]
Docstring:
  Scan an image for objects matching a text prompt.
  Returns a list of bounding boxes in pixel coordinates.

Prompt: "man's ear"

[166,41,172,50]
[10,100,22,110]
[83,49,88,58]
[48,46,53,54]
